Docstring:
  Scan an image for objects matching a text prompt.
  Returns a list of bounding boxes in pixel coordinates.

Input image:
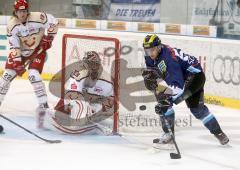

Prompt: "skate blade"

[146,144,174,154]
[220,143,232,148]
[147,147,162,154]
[152,143,175,150]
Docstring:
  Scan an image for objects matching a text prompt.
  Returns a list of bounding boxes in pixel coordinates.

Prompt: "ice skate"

[152,132,174,150]
[214,132,229,145]
[36,103,49,129]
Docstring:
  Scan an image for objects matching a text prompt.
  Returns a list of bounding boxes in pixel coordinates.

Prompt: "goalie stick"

[0,113,61,144]
[88,118,176,152]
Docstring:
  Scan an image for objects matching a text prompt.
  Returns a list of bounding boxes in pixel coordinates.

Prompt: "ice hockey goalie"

[48,51,115,134]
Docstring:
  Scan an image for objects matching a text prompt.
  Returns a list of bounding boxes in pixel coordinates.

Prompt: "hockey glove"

[142,68,159,91]
[39,35,54,51]
[12,60,26,76]
[155,100,172,115]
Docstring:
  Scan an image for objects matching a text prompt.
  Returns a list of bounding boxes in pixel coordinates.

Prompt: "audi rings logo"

[212,55,240,85]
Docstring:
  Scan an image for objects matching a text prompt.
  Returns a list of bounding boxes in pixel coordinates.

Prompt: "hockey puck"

[0,125,4,133]
[139,105,146,111]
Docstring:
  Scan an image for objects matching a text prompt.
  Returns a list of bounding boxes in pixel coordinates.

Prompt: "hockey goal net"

[61,34,120,133]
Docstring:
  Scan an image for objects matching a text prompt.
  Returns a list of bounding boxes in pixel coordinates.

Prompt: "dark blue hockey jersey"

[144,44,202,89]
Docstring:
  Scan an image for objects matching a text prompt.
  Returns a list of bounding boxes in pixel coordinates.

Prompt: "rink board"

[0,26,239,110]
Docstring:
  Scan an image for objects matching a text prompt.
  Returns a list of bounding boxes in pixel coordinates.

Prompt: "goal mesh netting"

[61,34,120,133]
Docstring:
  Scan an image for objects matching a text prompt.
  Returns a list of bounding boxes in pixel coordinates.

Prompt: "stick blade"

[46,140,62,144]
[170,153,181,159]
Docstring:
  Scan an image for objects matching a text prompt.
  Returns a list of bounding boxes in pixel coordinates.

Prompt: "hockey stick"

[159,114,181,159]
[0,113,61,143]
[154,91,181,159]
[87,119,165,151]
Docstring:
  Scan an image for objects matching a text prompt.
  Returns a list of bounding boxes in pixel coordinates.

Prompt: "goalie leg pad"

[51,98,102,134]
[0,69,16,103]
[68,99,106,124]
[52,97,112,134]
[54,98,94,127]
[68,99,91,122]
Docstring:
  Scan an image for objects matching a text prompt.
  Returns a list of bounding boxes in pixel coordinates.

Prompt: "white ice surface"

[0,79,240,170]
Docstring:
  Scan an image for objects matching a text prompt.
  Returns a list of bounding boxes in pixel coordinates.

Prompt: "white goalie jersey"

[67,69,113,98]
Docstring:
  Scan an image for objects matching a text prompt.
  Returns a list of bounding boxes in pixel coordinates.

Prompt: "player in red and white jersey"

[0,0,58,128]
[50,51,114,134]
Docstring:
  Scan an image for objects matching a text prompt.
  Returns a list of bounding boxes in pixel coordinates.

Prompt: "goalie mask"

[83,51,102,80]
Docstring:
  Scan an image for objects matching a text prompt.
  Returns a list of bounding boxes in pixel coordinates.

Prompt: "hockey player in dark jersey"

[142,34,229,145]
